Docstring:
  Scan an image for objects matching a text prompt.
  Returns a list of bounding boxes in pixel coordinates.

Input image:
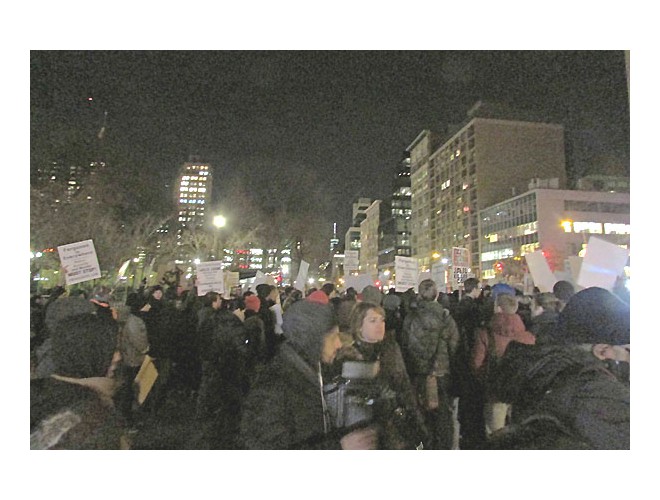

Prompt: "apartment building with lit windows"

[479,187,630,282]
[175,155,213,229]
[408,104,566,276]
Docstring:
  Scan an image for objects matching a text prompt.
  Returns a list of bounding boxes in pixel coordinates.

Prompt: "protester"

[239,300,378,449]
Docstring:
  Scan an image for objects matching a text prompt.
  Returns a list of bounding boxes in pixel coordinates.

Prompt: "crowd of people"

[29,276,630,450]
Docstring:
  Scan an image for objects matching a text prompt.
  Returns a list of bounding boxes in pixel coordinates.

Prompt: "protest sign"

[57,239,102,285]
[345,274,374,293]
[294,260,309,291]
[451,247,470,289]
[577,236,629,291]
[525,250,556,293]
[196,261,224,296]
[395,256,418,292]
[344,250,359,271]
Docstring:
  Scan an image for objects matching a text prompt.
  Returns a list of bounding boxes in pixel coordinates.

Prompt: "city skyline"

[30,50,630,234]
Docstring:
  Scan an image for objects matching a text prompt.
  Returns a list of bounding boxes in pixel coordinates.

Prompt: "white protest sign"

[567,256,583,287]
[451,247,470,289]
[577,236,629,291]
[57,239,102,285]
[395,256,418,293]
[431,262,446,288]
[196,261,224,296]
[224,271,240,299]
[253,271,267,287]
[525,250,556,293]
[344,274,374,293]
[293,260,309,291]
[417,271,431,285]
[344,250,359,271]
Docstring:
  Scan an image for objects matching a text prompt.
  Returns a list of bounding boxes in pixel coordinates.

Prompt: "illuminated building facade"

[344,197,372,256]
[408,107,567,276]
[480,187,630,282]
[175,155,213,229]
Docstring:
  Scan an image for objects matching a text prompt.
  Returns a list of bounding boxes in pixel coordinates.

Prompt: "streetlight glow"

[213,215,227,228]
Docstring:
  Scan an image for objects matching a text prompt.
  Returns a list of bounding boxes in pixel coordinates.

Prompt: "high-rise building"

[344,197,372,255]
[175,155,213,229]
[360,200,383,280]
[408,104,567,277]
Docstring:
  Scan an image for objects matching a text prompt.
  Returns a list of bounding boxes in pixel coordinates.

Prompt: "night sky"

[30,50,629,235]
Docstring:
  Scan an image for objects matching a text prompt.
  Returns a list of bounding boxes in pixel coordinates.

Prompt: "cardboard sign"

[135,355,158,405]
[57,239,102,285]
[525,250,556,293]
[577,236,629,291]
[196,261,224,296]
[395,256,418,293]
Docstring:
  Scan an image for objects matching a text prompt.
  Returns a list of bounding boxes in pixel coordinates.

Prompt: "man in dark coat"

[490,286,630,449]
[239,300,377,449]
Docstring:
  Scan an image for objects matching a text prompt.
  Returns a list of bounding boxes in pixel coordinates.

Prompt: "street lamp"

[213,214,227,262]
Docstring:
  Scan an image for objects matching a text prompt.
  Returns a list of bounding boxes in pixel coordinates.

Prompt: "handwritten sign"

[57,239,102,285]
[344,250,359,271]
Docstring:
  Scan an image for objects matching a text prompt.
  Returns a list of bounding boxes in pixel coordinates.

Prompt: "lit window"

[573,222,603,234]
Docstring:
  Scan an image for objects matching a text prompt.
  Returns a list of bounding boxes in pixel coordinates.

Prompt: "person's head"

[417,279,438,302]
[51,313,119,379]
[463,277,480,298]
[282,300,340,366]
[91,285,112,304]
[151,285,163,301]
[495,294,519,315]
[532,292,559,317]
[344,287,357,301]
[321,282,337,298]
[244,294,261,313]
[349,301,386,344]
[491,283,516,302]
[553,280,575,305]
[360,285,382,305]
[203,291,222,310]
[306,289,330,305]
[255,283,272,301]
[554,287,630,363]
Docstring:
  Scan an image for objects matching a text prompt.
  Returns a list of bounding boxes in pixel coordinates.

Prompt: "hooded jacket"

[490,342,629,449]
[239,301,341,449]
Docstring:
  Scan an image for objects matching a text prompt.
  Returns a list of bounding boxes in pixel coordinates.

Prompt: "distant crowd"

[30,276,630,450]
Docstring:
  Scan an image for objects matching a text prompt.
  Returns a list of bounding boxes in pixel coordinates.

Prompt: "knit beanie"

[282,300,338,366]
[554,287,630,345]
[491,283,516,300]
[44,296,95,335]
[244,294,261,313]
[306,289,329,305]
[51,313,118,378]
[361,285,382,305]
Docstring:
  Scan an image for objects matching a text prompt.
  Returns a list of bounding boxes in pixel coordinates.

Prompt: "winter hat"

[555,287,630,345]
[553,280,575,303]
[282,300,338,365]
[361,285,382,305]
[306,289,329,305]
[491,283,516,300]
[51,313,118,378]
[244,294,261,313]
[44,296,95,335]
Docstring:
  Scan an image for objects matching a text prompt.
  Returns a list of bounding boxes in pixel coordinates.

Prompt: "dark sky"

[30,50,630,234]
